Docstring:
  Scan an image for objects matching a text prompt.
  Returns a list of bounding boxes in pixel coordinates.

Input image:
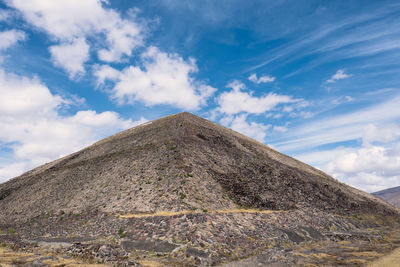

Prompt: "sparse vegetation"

[118,227,126,238]
[7,228,15,235]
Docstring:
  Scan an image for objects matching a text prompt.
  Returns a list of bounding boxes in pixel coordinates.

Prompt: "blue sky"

[0,0,399,192]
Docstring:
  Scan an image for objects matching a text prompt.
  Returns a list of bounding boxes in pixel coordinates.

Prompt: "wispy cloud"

[0,29,26,50]
[248,73,275,84]
[271,93,400,153]
[248,4,400,77]
[0,9,12,22]
[280,92,400,192]
[247,6,396,72]
[326,69,351,83]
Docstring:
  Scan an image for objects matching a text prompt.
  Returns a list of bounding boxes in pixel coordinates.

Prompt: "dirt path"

[367,245,400,267]
[119,208,282,218]
[366,229,400,267]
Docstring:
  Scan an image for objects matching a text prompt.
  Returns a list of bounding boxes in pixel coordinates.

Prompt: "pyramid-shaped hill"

[0,112,397,224]
[1,112,400,266]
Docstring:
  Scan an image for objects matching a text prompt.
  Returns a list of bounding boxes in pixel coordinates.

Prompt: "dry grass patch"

[343,258,368,265]
[348,251,383,258]
[120,210,193,218]
[309,252,336,260]
[215,209,279,215]
[137,259,162,267]
[119,208,281,218]
[0,247,34,265]
[0,246,108,267]
[367,247,400,267]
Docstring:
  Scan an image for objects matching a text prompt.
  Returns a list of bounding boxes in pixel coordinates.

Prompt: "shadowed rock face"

[373,186,400,207]
[0,112,397,225]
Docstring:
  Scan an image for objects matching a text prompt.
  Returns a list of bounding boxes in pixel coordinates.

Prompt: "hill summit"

[0,112,398,266]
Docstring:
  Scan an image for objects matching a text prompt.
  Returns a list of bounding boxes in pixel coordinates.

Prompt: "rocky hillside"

[0,112,395,223]
[373,186,400,207]
[0,112,399,266]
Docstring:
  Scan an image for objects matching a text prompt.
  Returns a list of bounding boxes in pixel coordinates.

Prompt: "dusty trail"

[367,247,400,267]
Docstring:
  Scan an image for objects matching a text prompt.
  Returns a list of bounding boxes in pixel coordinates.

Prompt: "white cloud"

[248,73,275,84]
[221,114,270,142]
[97,13,144,62]
[270,93,400,193]
[0,70,62,116]
[273,126,287,132]
[296,143,400,192]
[283,106,293,112]
[8,110,145,166]
[0,162,28,183]
[0,9,12,21]
[331,95,354,105]
[362,123,400,145]
[288,111,313,119]
[69,110,146,128]
[217,80,294,115]
[346,172,400,193]
[272,94,400,153]
[49,38,90,79]
[326,146,391,175]
[94,64,121,85]
[95,46,216,110]
[9,0,105,39]
[326,69,352,83]
[8,0,144,73]
[0,69,146,182]
[0,29,26,50]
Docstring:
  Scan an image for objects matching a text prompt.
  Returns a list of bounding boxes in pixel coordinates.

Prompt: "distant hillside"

[373,186,400,207]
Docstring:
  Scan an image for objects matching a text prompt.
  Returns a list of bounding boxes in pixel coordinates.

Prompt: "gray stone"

[186,247,208,258]
[301,226,324,240]
[280,229,305,244]
[29,260,47,267]
[121,240,178,253]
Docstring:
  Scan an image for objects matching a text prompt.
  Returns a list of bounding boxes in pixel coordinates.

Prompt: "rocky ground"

[1,208,399,266]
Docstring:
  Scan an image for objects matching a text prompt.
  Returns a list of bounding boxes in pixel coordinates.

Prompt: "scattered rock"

[121,240,178,253]
[29,260,47,267]
[186,246,208,258]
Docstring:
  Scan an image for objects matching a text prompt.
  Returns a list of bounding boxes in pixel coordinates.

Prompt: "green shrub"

[118,227,126,238]
[8,228,16,235]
